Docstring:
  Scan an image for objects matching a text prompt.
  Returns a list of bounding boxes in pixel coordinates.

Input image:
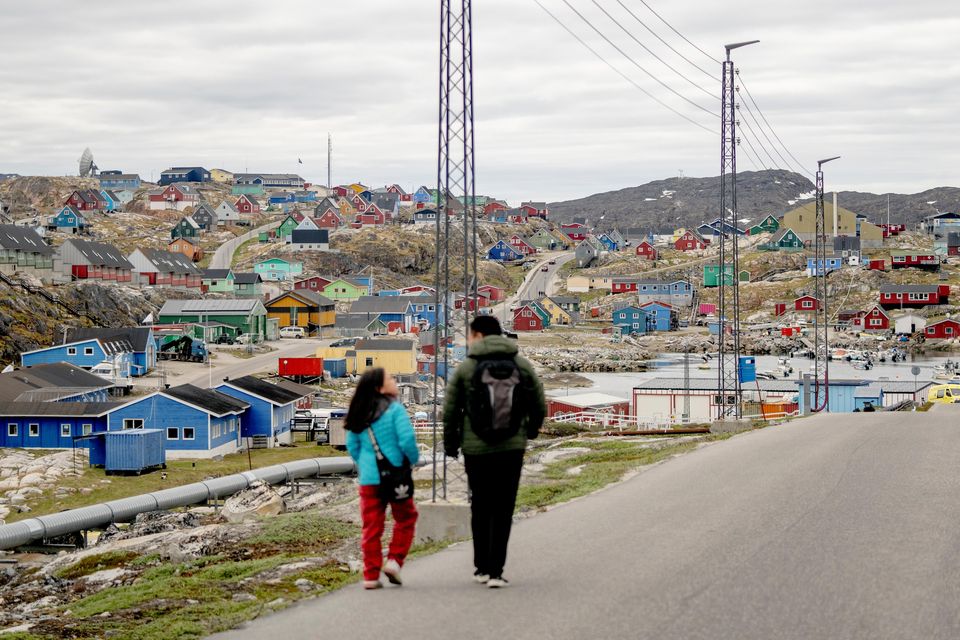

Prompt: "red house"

[925,318,960,340]
[635,241,658,260]
[332,186,351,198]
[234,195,260,215]
[561,223,588,242]
[483,202,508,217]
[66,189,105,212]
[520,202,548,219]
[794,295,820,312]
[852,305,890,332]
[868,258,887,271]
[890,251,938,270]
[313,209,342,229]
[294,276,333,292]
[879,284,949,309]
[675,230,708,251]
[513,304,544,331]
[611,277,639,294]
[478,284,505,301]
[509,235,537,256]
[774,302,788,317]
[354,206,386,227]
[148,184,199,208]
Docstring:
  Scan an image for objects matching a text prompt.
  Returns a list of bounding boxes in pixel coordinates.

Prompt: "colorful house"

[322,278,369,302]
[159,167,210,185]
[890,251,939,270]
[703,265,750,287]
[254,258,304,282]
[66,328,156,376]
[851,305,890,332]
[520,201,549,219]
[0,224,55,280]
[487,240,523,263]
[635,241,658,260]
[233,273,264,298]
[277,214,300,240]
[527,228,561,251]
[294,275,333,293]
[99,189,122,213]
[266,290,335,336]
[513,303,546,331]
[561,223,588,242]
[99,172,142,190]
[539,296,577,326]
[53,239,134,283]
[348,339,418,376]
[924,318,960,340]
[879,284,949,309]
[21,338,135,376]
[635,280,693,307]
[65,189,105,212]
[347,297,417,333]
[638,301,678,331]
[675,229,708,251]
[201,269,235,294]
[806,256,844,276]
[191,203,218,230]
[234,173,305,189]
[171,216,201,240]
[215,376,308,447]
[767,227,804,250]
[509,235,537,256]
[167,236,204,262]
[127,248,203,289]
[747,214,780,235]
[794,295,820,312]
[612,306,649,334]
[149,184,200,212]
[158,299,269,341]
[215,201,243,225]
[51,205,87,233]
[313,206,343,229]
[234,194,261,215]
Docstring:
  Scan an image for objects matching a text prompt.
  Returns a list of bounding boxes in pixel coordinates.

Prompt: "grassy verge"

[6,441,343,523]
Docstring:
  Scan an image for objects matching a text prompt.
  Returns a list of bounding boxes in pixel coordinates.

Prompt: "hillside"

[548,170,960,232]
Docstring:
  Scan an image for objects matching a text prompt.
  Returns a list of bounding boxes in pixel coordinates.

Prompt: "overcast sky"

[1,0,957,203]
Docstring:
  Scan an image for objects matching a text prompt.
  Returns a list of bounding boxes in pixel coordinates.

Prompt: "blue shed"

[215,376,309,447]
[21,338,134,374]
[324,358,347,378]
[807,256,844,276]
[89,429,166,473]
[799,379,869,413]
[487,240,523,263]
[612,306,649,335]
[106,384,248,458]
[0,403,114,449]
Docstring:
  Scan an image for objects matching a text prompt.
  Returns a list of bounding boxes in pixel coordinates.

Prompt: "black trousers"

[464,449,524,579]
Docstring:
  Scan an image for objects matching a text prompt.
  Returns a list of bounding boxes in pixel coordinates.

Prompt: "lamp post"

[812,156,841,412]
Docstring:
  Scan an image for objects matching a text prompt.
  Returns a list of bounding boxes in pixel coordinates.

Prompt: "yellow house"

[265,290,335,336]
[673,227,687,242]
[781,202,884,248]
[210,168,234,184]
[347,339,417,375]
[349,183,369,194]
[588,276,614,291]
[566,275,590,293]
[539,297,575,326]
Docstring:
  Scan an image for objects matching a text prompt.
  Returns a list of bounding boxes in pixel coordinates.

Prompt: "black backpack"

[468,356,543,444]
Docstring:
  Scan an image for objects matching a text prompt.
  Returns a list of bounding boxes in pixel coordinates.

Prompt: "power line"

[559,0,719,119]
[636,0,720,65]
[736,138,762,171]
[737,130,768,171]
[590,0,717,100]
[532,0,714,134]
[736,107,781,170]
[739,98,797,174]
[613,0,715,79]
[737,70,815,178]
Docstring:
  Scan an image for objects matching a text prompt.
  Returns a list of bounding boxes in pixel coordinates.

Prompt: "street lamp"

[812,155,840,413]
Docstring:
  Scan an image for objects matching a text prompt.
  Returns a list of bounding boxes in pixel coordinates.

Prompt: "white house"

[893,312,927,336]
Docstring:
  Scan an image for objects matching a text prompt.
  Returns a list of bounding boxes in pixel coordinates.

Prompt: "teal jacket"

[443,334,546,456]
[346,401,420,485]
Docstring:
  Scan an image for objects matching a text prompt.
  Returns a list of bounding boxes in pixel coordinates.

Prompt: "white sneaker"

[363,579,383,590]
[383,559,403,586]
[487,577,509,589]
[473,571,490,584]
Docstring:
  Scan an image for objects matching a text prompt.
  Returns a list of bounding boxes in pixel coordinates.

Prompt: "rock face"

[0,449,87,522]
[221,481,285,523]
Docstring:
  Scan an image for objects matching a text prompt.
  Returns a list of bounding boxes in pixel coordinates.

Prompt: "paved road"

[180,338,329,387]
[489,251,575,326]
[213,407,960,640]
[208,221,281,270]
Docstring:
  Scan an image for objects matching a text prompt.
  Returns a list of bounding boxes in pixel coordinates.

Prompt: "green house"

[528,228,560,251]
[254,257,304,282]
[158,299,268,341]
[231,184,265,196]
[703,265,750,287]
[322,277,369,302]
[277,215,300,241]
[767,227,804,250]
[171,216,200,240]
[233,273,263,298]
[748,214,780,236]
[202,268,235,294]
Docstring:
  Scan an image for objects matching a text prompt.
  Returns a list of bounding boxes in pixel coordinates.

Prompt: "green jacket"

[443,334,546,456]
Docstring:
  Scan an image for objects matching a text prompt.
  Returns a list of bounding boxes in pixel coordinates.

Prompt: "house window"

[365,357,374,367]
[67,347,77,356]
[182,427,195,440]
[802,300,813,309]
[28,424,39,437]
[82,423,93,436]
[84,347,94,356]
[61,424,71,437]
[947,327,954,336]
[7,424,17,437]
[123,419,144,430]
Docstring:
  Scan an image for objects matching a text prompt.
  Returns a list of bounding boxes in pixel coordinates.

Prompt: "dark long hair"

[345,368,388,433]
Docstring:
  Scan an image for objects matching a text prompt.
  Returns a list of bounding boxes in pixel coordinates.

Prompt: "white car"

[279,326,306,339]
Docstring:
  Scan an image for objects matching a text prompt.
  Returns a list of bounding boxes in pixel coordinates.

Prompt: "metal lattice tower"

[717,41,756,420]
[432,0,477,501]
[812,156,840,413]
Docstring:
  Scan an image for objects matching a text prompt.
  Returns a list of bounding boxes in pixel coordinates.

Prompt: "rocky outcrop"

[0,450,87,523]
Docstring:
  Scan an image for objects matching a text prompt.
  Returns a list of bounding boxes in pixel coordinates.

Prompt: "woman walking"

[345,368,420,589]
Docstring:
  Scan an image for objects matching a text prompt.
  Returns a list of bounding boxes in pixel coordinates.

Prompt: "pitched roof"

[233,272,262,285]
[66,327,154,352]
[770,228,796,243]
[0,402,120,417]
[354,339,415,351]
[162,384,250,416]
[267,290,335,308]
[334,314,382,330]
[0,363,113,403]
[220,375,306,405]
[159,299,265,315]
[291,229,329,244]
[0,224,53,255]
[202,268,232,279]
[879,284,940,293]
[139,248,202,274]
[349,296,413,315]
[64,239,133,269]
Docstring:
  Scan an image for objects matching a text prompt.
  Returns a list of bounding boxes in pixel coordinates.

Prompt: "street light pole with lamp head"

[813,155,841,413]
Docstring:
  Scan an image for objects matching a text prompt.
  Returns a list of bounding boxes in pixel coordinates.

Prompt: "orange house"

[168,237,204,262]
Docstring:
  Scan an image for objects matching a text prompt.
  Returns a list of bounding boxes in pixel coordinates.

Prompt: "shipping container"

[91,429,166,474]
[279,356,324,378]
[324,358,347,378]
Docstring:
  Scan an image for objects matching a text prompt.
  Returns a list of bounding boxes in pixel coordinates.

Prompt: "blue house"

[105,384,248,458]
[99,190,122,212]
[612,306,649,335]
[52,205,86,233]
[270,192,296,205]
[597,234,620,252]
[215,376,308,446]
[21,338,135,374]
[698,218,746,238]
[487,240,523,263]
[0,403,115,449]
[0,362,115,404]
[413,186,432,204]
[159,167,211,185]
[639,302,678,331]
[807,255,844,276]
[66,327,156,376]
[295,191,317,203]
[99,172,142,190]
[798,379,872,414]
[405,296,444,327]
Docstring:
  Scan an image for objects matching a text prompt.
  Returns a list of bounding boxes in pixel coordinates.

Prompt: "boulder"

[17,474,44,488]
[221,481,285,523]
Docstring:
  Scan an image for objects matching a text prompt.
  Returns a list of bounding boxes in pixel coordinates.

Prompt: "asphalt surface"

[488,251,575,325]
[208,221,281,270]
[181,337,328,387]
[213,407,960,640]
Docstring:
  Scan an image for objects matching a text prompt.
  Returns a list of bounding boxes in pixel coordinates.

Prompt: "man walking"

[444,315,546,588]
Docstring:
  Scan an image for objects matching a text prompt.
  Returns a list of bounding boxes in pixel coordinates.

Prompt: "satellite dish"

[78,148,98,177]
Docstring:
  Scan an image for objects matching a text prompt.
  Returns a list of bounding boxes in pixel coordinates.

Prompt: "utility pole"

[327,134,332,188]
[717,40,757,421]
[433,0,476,502]
[813,156,841,413]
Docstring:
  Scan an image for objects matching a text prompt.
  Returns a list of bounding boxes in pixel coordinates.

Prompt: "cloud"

[0,0,957,202]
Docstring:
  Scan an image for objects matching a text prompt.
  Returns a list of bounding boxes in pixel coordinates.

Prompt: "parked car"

[927,384,960,404]
[280,326,306,339]
[329,338,357,348]
[214,334,235,345]
[235,334,253,345]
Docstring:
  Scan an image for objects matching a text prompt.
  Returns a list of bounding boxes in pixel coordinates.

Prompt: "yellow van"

[927,384,960,404]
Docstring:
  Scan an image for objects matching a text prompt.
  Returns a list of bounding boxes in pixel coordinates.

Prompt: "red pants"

[359,485,419,581]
